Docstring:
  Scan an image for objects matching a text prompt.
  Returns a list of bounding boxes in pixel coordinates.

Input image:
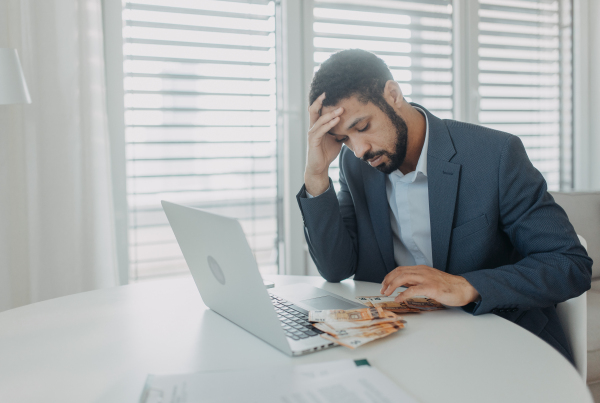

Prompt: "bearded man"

[296,49,592,364]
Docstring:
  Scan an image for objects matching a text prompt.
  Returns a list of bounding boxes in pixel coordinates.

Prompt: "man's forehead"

[320,96,368,114]
[319,97,374,135]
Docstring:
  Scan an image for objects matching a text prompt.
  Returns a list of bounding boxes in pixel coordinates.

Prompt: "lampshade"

[0,48,31,105]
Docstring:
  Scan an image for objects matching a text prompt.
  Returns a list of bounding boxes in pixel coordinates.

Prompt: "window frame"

[103,0,130,285]
[103,0,584,282]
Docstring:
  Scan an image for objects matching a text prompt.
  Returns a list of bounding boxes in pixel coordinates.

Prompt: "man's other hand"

[380,265,480,307]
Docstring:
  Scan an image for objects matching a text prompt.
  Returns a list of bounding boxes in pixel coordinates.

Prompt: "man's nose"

[352,140,370,160]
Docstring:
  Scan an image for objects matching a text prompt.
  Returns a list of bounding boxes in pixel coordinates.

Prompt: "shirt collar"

[413,106,429,177]
[390,106,429,180]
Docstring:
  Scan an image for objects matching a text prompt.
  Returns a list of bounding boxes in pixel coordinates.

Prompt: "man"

[296,49,592,363]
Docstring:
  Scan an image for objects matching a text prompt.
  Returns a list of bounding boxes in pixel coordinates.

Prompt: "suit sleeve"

[296,149,359,282]
[461,135,592,315]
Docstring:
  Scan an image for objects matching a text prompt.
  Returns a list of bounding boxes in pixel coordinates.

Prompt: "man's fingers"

[324,116,340,134]
[309,107,343,134]
[382,273,423,296]
[395,285,428,303]
[381,266,419,293]
[308,109,343,146]
[381,267,404,291]
[308,92,326,123]
[308,116,340,146]
[384,274,422,295]
[308,92,326,113]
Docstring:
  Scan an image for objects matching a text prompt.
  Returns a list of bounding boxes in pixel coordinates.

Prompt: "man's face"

[321,95,408,175]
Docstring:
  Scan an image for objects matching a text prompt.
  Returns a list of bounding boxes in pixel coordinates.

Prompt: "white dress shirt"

[306,107,433,268]
[386,107,432,267]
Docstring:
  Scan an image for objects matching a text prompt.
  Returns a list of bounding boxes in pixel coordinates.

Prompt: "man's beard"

[361,100,408,175]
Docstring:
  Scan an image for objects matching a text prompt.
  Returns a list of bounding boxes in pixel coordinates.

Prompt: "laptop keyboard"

[270,294,324,341]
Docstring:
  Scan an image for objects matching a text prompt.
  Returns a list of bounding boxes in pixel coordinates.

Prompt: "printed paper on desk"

[140,359,360,403]
[140,359,418,403]
[284,365,417,403]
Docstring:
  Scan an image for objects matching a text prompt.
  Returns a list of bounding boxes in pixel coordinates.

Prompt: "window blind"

[122,0,279,280]
[477,0,572,190]
[312,0,454,191]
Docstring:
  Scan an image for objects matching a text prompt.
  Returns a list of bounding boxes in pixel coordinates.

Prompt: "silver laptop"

[161,200,365,356]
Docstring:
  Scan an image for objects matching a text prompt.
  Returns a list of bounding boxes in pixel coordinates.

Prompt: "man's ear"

[383,80,403,107]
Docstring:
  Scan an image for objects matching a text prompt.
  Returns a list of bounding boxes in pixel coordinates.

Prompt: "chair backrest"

[555,234,588,380]
[550,191,600,279]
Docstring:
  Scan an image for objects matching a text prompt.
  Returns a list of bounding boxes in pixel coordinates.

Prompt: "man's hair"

[308,49,394,109]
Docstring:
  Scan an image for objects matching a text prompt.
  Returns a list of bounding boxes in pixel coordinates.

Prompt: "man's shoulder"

[442,119,512,146]
[440,119,518,163]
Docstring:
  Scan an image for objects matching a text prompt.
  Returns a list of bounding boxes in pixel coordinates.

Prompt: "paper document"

[139,359,418,403]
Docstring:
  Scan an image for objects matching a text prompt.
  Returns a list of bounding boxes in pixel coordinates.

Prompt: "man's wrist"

[304,174,330,197]
[460,276,480,305]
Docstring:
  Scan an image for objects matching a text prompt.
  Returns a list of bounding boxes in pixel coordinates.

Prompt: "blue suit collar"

[361,164,395,272]
[414,103,461,271]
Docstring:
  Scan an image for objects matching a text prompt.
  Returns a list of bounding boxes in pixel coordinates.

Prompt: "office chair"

[556,235,588,380]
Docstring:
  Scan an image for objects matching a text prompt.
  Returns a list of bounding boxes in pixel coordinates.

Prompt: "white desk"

[0,275,592,403]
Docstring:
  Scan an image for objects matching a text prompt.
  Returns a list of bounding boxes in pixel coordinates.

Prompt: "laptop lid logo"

[207,256,226,285]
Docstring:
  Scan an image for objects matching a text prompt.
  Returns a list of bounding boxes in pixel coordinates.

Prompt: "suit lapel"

[428,158,460,271]
[418,104,461,272]
[361,165,396,272]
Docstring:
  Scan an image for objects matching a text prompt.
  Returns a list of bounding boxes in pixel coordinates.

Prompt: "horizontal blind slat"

[126,3,273,20]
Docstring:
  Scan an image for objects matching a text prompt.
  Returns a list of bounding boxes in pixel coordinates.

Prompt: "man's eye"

[358,124,370,132]
[335,136,349,143]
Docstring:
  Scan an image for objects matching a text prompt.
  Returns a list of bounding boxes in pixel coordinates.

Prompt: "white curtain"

[0,0,118,311]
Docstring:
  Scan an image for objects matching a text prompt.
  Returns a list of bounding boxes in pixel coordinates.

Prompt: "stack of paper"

[139,359,418,403]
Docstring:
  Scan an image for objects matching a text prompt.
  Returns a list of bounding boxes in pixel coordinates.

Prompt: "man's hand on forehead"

[303,92,346,195]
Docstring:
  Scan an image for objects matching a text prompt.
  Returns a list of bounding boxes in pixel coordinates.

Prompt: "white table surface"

[0,274,593,403]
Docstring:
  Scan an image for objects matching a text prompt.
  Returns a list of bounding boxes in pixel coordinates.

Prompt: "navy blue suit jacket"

[297,104,592,363]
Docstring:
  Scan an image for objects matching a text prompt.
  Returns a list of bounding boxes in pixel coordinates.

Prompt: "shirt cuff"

[306,184,331,199]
